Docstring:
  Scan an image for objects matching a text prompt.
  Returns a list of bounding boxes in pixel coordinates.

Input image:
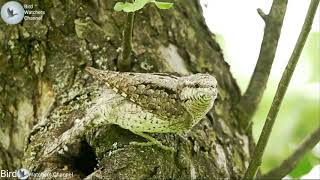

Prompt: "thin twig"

[261,127,320,179]
[118,1,135,71]
[242,0,320,179]
[257,8,268,22]
[236,0,288,127]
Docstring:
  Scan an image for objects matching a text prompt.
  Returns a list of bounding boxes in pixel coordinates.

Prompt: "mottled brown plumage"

[85,67,218,151]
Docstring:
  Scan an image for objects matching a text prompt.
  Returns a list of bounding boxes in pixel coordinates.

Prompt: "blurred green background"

[200,0,320,178]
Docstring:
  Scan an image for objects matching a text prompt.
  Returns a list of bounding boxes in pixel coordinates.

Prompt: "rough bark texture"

[0,0,251,179]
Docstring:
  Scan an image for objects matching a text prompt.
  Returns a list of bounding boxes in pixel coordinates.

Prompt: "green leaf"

[289,152,319,178]
[114,2,125,11]
[114,0,173,12]
[114,0,151,13]
[133,0,152,11]
[153,1,173,9]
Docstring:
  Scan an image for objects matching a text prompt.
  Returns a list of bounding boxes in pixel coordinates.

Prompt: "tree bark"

[0,0,251,179]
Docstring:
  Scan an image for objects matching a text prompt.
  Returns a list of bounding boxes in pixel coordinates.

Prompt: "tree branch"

[242,0,320,179]
[257,8,268,22]
[236,0,288,126]
[117,1,135,71]
[261,127,320,179]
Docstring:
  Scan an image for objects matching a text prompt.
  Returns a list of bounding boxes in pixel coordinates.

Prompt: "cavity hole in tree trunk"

[70,140,98,176]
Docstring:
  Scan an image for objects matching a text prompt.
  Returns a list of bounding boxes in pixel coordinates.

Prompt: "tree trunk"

[0,0,252,179]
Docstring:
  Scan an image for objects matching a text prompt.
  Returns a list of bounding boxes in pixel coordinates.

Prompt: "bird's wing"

[7,8,13,16]
[85,67,186,118]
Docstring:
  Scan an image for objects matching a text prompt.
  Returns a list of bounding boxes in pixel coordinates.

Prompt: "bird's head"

[178,73,218,102]
[177,73,218,121]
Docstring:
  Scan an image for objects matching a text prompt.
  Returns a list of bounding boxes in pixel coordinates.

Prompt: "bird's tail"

[85,66,100,75]
[85,66,115,83]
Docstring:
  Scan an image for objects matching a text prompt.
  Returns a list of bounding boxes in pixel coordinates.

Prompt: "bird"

[85,67,218,151]
[7,8,18,18]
